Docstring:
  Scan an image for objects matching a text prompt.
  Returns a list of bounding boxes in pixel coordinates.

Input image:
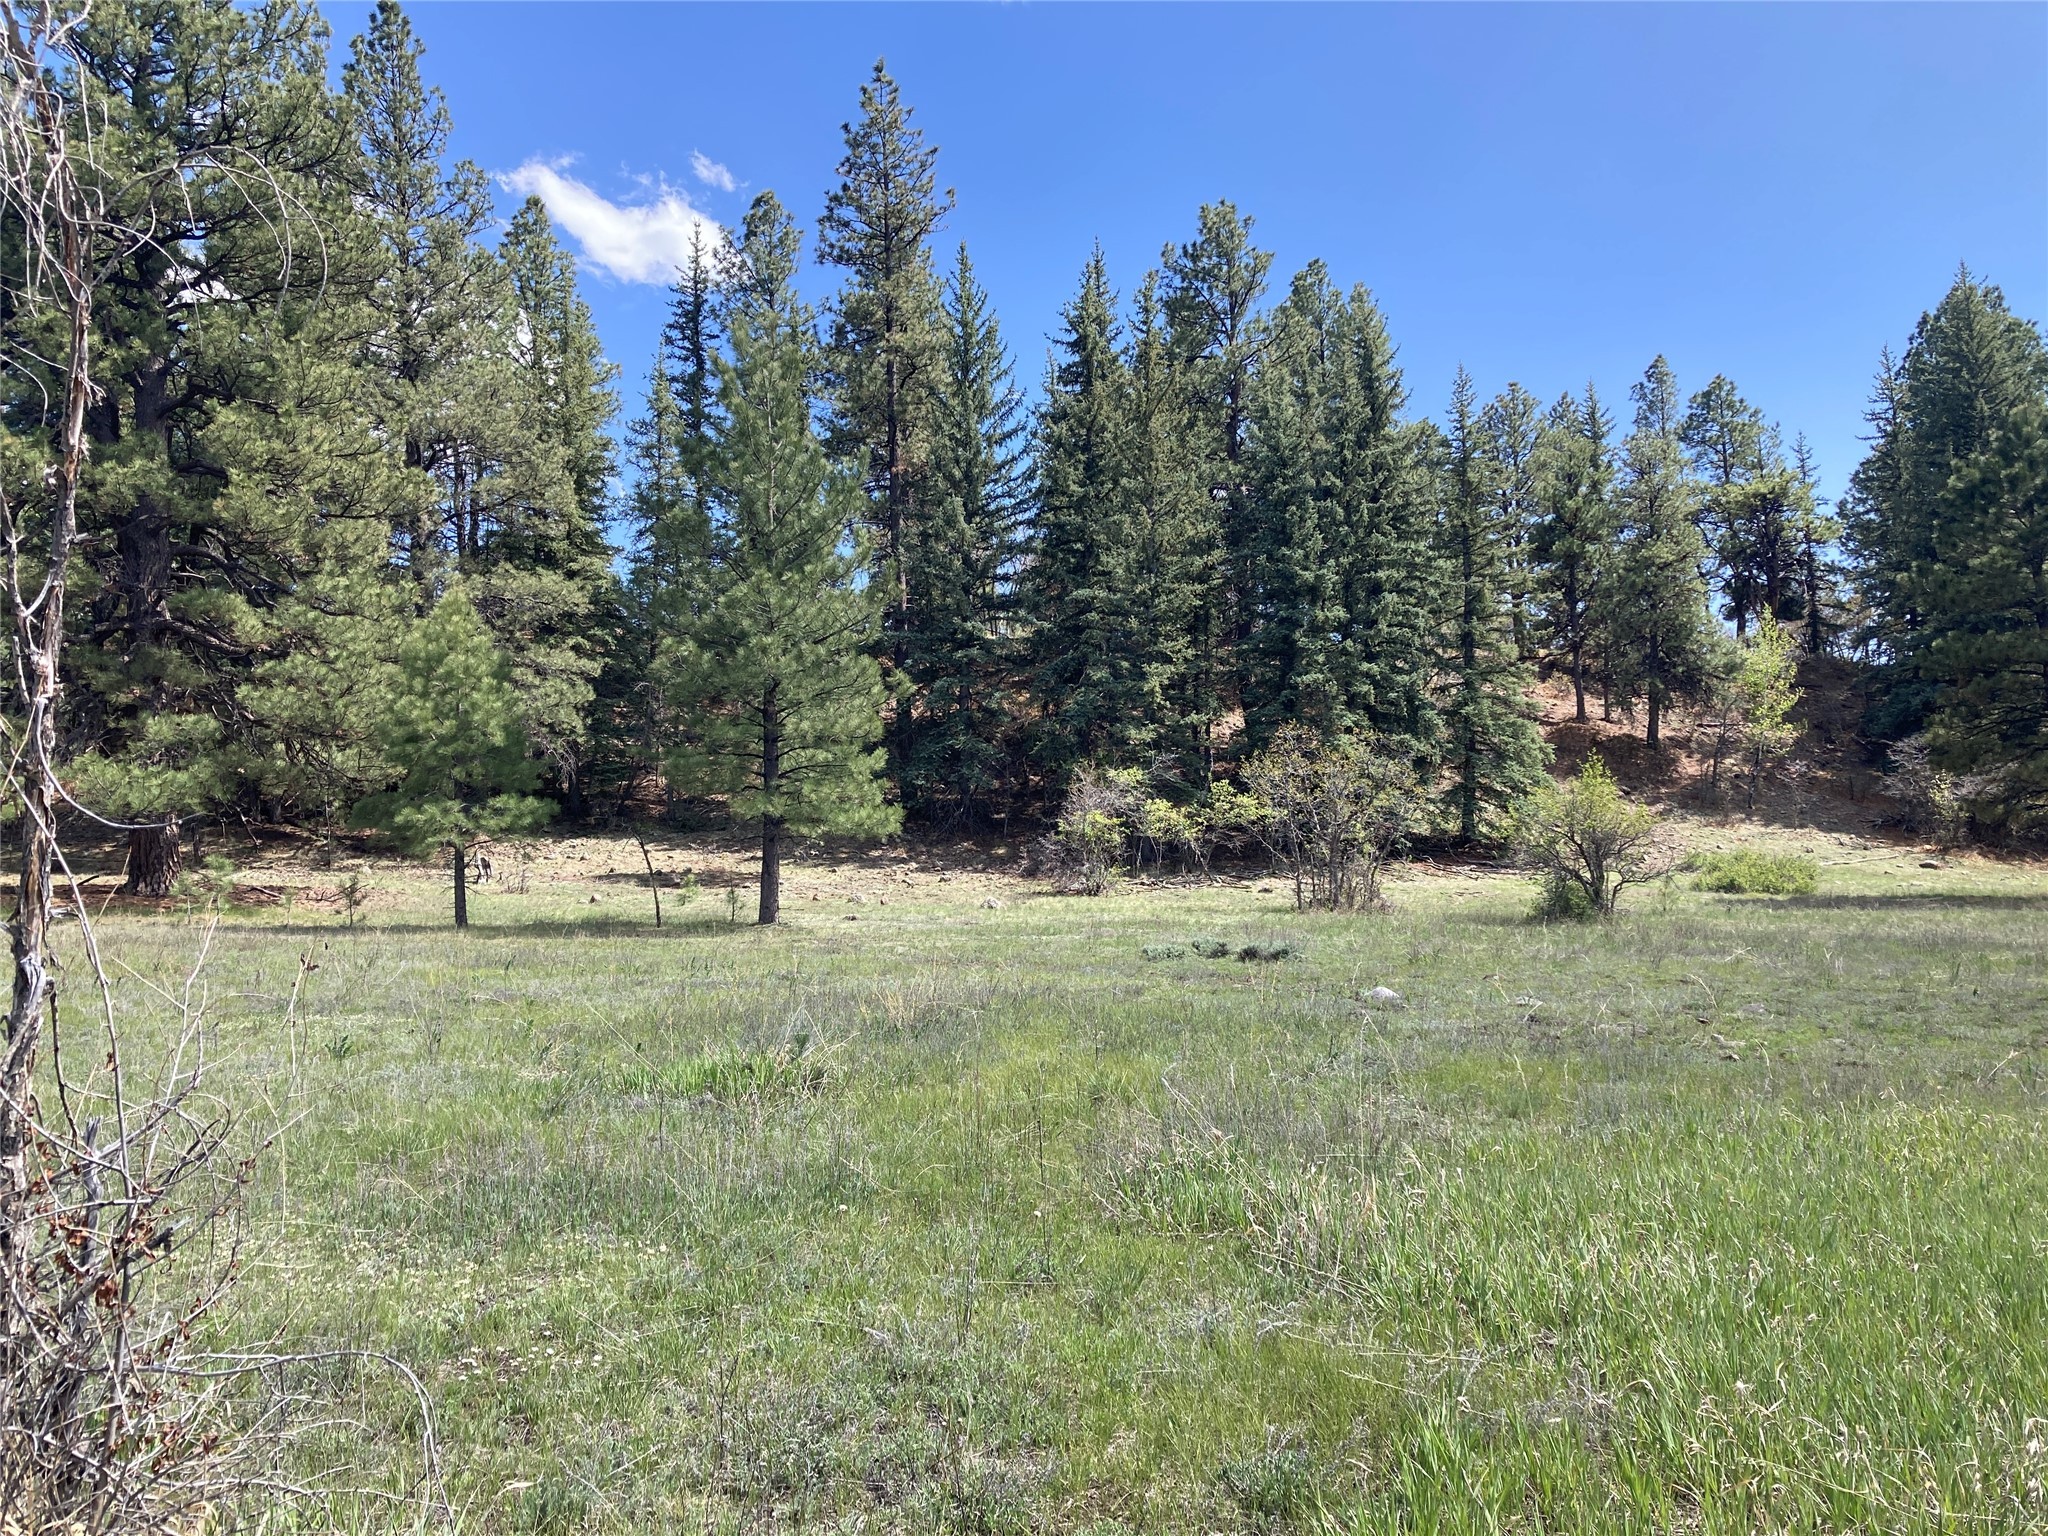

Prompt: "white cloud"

[500,159,721,285]
[690,150,737,193]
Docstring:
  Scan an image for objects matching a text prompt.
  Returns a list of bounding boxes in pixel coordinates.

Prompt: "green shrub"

[1140,943,1186,961]
[1688,849,1819,895]
[1236,943,1296,963]
[1189,938,1230,959]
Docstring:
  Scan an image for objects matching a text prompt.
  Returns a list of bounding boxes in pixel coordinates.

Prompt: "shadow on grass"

[211,914,755,940]
[1776,893,2048,912]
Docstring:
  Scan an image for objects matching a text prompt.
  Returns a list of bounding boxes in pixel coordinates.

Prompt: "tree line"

[4,1,2044,921]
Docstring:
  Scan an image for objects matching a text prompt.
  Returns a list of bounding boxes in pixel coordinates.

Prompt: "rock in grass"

[1368,986,1402,1003]
[1190,938,1231,959]
[982,897,1004,910]
[1141,943,1187,961]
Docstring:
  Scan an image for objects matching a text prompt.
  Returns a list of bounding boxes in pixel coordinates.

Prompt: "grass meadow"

[62,829,2048,1533]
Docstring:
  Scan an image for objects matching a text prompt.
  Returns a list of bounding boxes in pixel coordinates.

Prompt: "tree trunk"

[122,818,181,897]
[759,816,782,926]
[757,682,783,924]
[1647,687,1661,747]
[1572,646,1587,723]
[452,840,468,929]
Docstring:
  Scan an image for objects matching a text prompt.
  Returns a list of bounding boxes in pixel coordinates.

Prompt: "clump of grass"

[1236,942,1296,963]
[1141,943,1187,961]
[1219,1445,1321,1526]
[1687,849,1819,895]
[1189,937,1231,959]
[624,1034,828,1102]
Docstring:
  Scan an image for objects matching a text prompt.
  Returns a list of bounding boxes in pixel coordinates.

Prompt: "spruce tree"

[663,194,897,923]
[902,245,1031,822]
[1913,400,2048,810]
[1127,272,1218,784]
[1242,263,1346,744]
[1602,358,1717,746]
[1478,382,1544,662]
[1162,202,1271,763]
[1438,370,1548,842]
[817,60,951,782]
[1845,270,2048,738]
[1026,249,1154,777]
[1531,385,1616,722]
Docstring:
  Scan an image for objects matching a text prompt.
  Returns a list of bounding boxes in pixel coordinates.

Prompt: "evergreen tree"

[1682,375,1805,637]
[1127,272,1218,784]
[1241,264,1345,745]
[1531,385,1617,722]
[1602,358,1717,746]
[494,196,619,813]
[817,60,951,780]
[902,245,1031,822]
[1912,400,2048,811]
[1845,270,2048,736]
[1477,381,1544,661]
[1242,267,1441,757]
[1788,434,1846,655]
[350,587,550,927]
[663,194,897,923]
[1027,249,1155,777]
[12,0,375,890]
[1162,202,1271,762]
[1438,370,1548,842]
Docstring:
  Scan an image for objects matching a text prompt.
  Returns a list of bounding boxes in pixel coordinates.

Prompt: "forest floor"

[50,793,2048,1533]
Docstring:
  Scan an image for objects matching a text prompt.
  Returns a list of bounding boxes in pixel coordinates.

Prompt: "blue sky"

[343,2,2045,503]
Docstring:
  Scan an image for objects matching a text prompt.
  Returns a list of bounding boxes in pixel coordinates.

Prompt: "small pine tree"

[664,194,899,924]
[350,588,551,928]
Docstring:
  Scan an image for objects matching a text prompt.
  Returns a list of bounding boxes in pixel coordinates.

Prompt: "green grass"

[1687,848,1824,895]
[64,836,2048,1532]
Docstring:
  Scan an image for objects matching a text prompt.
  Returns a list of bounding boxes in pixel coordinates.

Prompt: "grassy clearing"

[62,825,2048,1532]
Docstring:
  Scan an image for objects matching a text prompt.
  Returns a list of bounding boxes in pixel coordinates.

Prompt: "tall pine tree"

[663,194,897,923]
[1437,370,1548,842]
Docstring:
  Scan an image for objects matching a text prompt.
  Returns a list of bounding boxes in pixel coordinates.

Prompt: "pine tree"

[1602,358,1717,746]
[350,587,550,927]
[1163,202,1271,763]
[663,194,898,923]
[1531,385,1616,722]
[1682,375,1804,637]
[1788,434,1845,655]
[1327,283,1444,757]
[1242,263,1346,744]
[19,0,372,890]
[902,245,1031,822]
[1913,400,2048,811]
[495,196,619,814]
[1845,270,2048,738]
[1242,268,1441,757]
[1127,272,1218,784]
[817,60,951,782]
[1438,370,1548,842]
[1477,382,1544,661]
[1026,249,1155,777]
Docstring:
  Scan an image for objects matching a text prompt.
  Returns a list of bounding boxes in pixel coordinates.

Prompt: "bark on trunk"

[452,841,469,929]
[758,682,781,925]
[122,818,181,897]
[758,816,782,926]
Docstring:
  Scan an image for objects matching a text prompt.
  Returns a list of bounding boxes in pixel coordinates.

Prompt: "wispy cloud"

[690,150,738,193]
[500,159,720,285]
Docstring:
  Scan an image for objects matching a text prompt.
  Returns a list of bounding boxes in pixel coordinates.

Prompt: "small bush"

[1688,849,1818,895]
[1140,943,1186,961]
[1219,1446,1320,1525]
[1189,938,1231,959]
[1236,943,1296,963]
[1517,758,1671,919]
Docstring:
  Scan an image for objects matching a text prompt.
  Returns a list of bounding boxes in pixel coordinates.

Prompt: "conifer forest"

[1,3,2044,1532]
